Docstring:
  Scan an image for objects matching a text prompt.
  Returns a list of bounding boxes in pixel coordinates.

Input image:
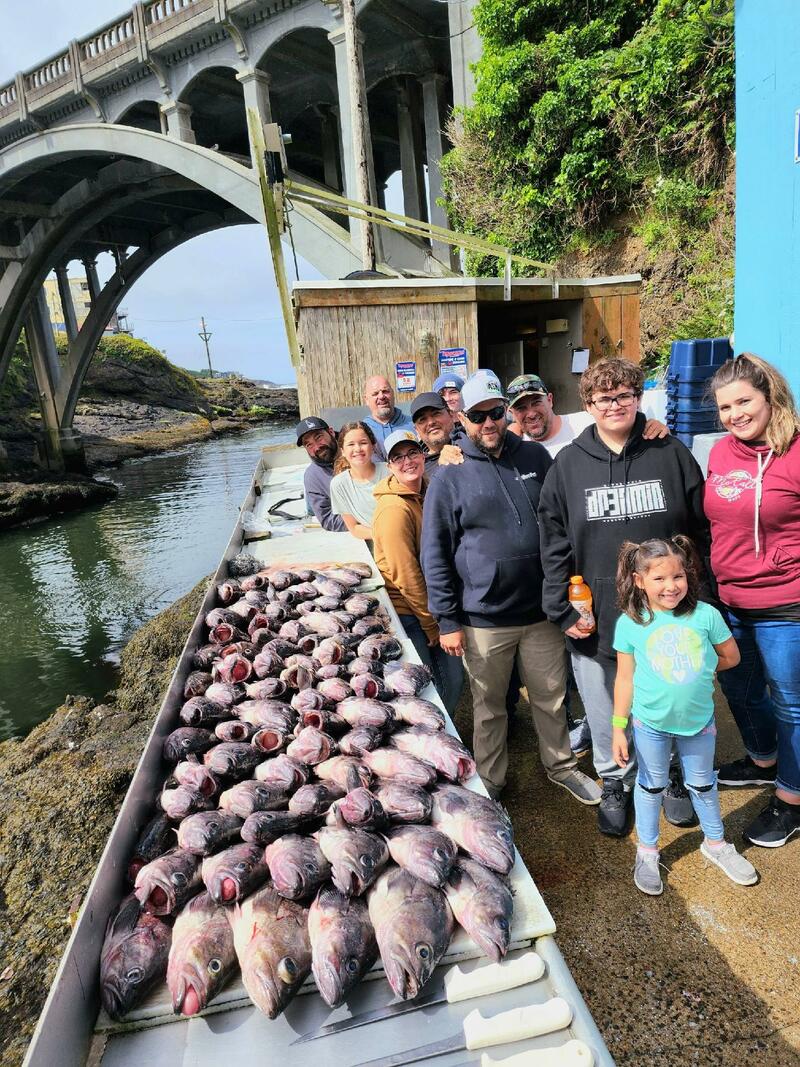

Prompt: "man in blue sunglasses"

[421,371,601,806]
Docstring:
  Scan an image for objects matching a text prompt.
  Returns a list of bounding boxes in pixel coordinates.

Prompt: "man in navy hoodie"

[421,372,602,805]
[297,417,346,533]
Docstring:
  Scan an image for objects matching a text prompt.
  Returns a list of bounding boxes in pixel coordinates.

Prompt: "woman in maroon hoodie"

[705,353,800,848]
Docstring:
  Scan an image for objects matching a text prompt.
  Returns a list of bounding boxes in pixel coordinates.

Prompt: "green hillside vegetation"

[441,0,734,367]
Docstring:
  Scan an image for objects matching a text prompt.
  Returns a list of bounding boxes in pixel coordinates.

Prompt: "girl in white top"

[329,421,388,540]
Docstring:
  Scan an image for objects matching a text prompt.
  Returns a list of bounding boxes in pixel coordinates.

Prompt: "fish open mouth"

[147,885,169,912]
[313,956,344,1009]
[386,953,420,1000]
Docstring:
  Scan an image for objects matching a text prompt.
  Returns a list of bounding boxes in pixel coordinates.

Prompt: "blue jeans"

[632,716,724,847]
[398,614,465,716]
[719,611,800,797]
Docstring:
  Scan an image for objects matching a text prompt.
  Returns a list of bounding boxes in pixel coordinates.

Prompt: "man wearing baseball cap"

[420,371,602,804]
[433,372,465,413]
[410,391,464,469]
[295,416,345,532]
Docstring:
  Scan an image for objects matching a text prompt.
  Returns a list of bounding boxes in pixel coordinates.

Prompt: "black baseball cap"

[411,392,447,421]
[295,416,331,445]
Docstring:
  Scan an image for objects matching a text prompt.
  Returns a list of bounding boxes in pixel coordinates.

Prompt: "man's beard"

[475,427,505,455]
[313,445,336,463]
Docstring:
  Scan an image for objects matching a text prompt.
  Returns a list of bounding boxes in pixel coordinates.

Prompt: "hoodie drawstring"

[754,449,773,557]
[490,459,522,525]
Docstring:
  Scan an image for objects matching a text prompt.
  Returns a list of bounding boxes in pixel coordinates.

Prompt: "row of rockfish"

[100,557,516,1027]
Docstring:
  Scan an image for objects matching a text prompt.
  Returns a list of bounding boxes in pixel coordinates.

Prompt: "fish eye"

[126,967,143,983]
[497,918,509,932]
[207,821,220,832]
[360,854,375,869]
[304,863,318,874]
[208,958,222,975]
[415,943,431,961]
[345,957,360,974]
[433,848,447,861]
[234,861,249,872]
[172,871,187,886]
[181,738,191,748]
[277,956,298,984]
[496,829,511,844]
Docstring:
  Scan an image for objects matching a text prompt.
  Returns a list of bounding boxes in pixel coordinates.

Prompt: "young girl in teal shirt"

[611,536,758,895]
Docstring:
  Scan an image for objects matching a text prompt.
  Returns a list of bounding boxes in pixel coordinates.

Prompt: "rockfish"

[430,785,515,875]
[264,834,331,900]
[202,843,269,904]
[316,827,389,896]
[309,886,378,1008]
[444,858,513,963]
[134,848,202,916]
[167,891,237,1016]
[100,894,171,1020]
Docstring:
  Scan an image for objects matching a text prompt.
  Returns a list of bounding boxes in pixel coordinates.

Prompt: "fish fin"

[107,894,143,939]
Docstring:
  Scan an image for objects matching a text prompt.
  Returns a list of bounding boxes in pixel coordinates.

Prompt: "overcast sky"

[0,0,330,384]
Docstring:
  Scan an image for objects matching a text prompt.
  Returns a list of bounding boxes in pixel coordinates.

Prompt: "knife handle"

[463,997,573,1051]
[444,953,545,1003]
[480,1039,594,1067]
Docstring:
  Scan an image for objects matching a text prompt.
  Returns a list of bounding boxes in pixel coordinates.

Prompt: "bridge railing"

[0,0,293,132]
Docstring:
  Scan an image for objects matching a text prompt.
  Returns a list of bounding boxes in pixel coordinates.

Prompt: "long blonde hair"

[708,354,800,455]
[333,421,377,475]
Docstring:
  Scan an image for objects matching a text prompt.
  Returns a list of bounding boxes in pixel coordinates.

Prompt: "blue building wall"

[734,0,800,394]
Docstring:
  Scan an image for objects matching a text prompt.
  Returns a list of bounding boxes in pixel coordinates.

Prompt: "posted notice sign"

[395,360,417,392]
[438,347,468,374]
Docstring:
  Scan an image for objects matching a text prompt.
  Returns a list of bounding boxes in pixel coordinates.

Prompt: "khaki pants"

[463,620,574,792]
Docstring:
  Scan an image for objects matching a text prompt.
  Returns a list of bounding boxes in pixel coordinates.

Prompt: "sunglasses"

[464,405,507,425]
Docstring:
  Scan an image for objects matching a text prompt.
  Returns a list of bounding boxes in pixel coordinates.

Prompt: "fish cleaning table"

[25,444,615,1067]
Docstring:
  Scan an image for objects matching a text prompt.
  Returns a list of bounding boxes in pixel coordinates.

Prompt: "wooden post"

[341,0,375,270]
[246,109,303,377]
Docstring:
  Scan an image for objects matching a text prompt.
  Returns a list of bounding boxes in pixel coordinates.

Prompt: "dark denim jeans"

[398,614,465,716]
[719,610,800,797]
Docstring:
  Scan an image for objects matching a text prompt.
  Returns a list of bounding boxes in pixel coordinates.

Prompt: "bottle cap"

[570,575,584,584]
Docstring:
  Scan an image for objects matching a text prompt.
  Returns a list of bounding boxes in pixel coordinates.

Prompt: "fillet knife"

[351,996,573,1067]
[292,952,545,1044]
[466,1039,594,1067]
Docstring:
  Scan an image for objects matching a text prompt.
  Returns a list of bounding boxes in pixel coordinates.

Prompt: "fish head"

[100,901,170,1020]
[312,943,365,1009]
[245,950,305,1019]
[384,938,436,1000]
[169,914,233,1016]
[471,822,515,874]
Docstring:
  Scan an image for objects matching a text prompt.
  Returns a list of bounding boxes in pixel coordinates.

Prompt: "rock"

[0,578,207,1066]
[0,476,118,531]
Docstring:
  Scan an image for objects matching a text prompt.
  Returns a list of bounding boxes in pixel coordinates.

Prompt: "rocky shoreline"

[0,579,208,1067]
[0,378,298,530]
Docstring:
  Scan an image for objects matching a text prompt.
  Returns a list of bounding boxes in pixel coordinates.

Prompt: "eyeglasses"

[464,405,507,425]
[590,391,638,412]
[389,447,423,465]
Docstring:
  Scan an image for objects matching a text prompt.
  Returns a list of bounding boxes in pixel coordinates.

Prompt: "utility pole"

[198,317,214,378]
[341,0,376,270]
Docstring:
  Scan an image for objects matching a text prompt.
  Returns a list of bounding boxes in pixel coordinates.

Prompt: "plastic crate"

[666,398,718,415]
[668,338,732,374]
[666,364,723,385]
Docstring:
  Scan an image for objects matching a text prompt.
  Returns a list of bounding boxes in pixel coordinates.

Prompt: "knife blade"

[291,952,545,1045]
[351,996,573,1067]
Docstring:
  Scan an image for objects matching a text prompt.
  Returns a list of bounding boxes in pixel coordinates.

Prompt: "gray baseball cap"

[460,371,507,412]
[384,428,422,459]
[295,416,331,445]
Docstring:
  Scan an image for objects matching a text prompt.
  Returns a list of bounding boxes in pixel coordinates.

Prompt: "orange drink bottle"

[569,575,596,634]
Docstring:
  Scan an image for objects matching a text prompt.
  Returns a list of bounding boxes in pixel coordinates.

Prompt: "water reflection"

[0,424,293,739]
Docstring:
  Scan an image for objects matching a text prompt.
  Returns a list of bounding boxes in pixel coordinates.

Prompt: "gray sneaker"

[634,848,664,896]
[700,841,758,885]
[547,769,602,806]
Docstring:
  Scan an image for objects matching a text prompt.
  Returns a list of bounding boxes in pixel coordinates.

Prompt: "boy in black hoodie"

[538,359,710,835]
[421,372,601,805]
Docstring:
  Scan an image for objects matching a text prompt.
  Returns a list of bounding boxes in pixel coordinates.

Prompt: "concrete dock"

[452,688,800,1066]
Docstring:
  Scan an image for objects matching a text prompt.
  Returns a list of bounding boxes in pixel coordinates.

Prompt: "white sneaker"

[700,841,758,886]
[547,769,602,806]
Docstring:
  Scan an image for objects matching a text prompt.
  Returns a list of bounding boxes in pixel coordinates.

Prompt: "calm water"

[0,423,294,740]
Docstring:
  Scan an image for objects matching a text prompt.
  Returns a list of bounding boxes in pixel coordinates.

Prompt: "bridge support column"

[328,26,381,258]
[161,100,196,144]
[237,68,273,133]
[421,73,451,262]
[82,257,101,305]
[397,80,426,223]
[25,287,66,472]
[55,264,79,341]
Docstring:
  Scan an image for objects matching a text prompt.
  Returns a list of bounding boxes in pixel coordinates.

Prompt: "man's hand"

[565,623,592,639]
[437,445,464,467]
[642,418,669,440]
[612,726,629,768]
[440,629,465,656]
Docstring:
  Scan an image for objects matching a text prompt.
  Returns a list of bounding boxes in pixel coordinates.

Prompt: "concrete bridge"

[0,0,480,468]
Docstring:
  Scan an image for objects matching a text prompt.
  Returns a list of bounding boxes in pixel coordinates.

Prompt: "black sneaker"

[744,798,800,848]
[598,779,631,837]
[717,755,777,787]
[662,768,698,827]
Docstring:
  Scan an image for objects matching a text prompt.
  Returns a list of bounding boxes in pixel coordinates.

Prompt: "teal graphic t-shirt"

[613,601,732,735]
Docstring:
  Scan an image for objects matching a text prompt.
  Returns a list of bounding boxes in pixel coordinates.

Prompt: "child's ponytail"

[617,541,650,622]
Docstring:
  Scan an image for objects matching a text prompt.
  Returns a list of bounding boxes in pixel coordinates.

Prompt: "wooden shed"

[293,274,642,418]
